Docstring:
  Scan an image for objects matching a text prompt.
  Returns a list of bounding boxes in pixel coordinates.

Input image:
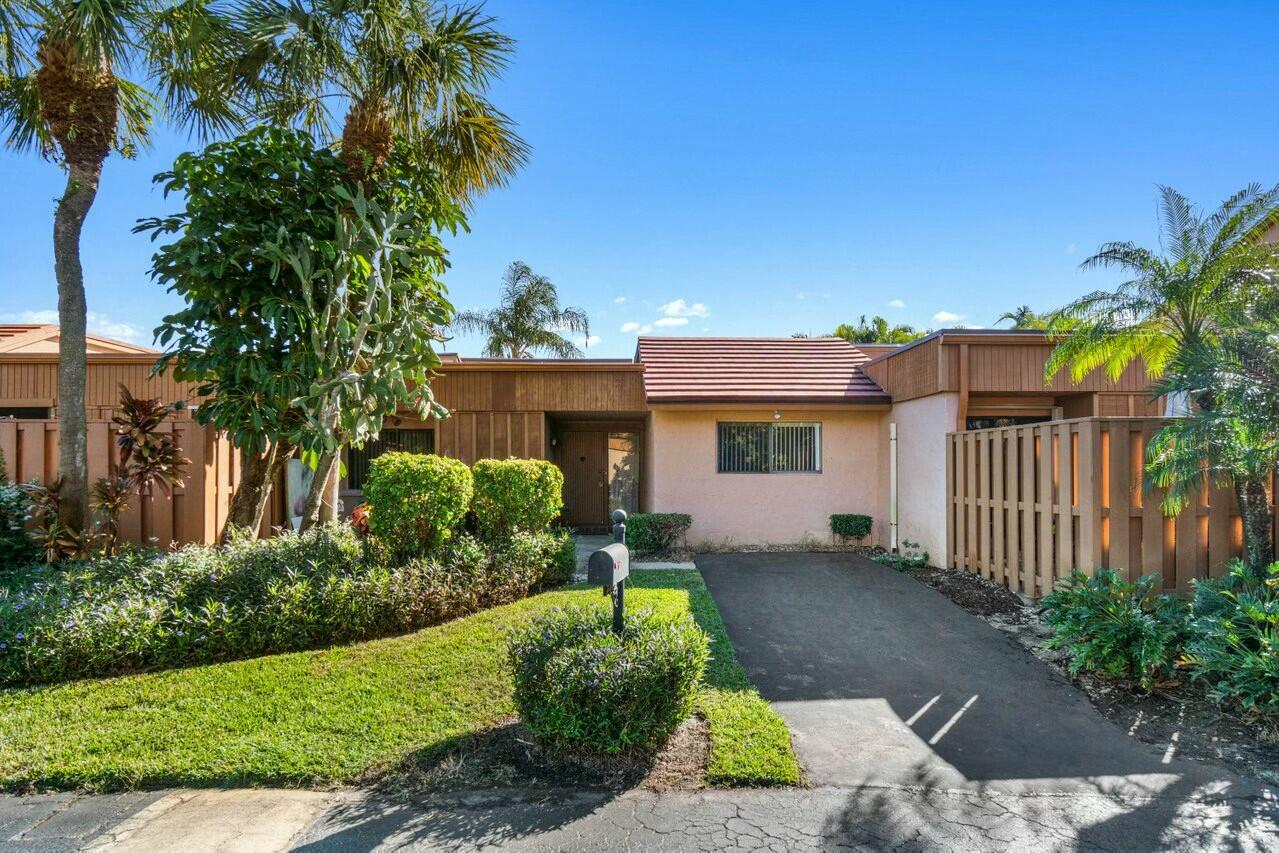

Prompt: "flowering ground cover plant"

[0,524,571,686]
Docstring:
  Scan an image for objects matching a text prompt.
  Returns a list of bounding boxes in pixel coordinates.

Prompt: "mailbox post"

[588,510,630,634]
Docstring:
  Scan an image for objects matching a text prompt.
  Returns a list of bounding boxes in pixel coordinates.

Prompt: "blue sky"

[2,1,1277,358]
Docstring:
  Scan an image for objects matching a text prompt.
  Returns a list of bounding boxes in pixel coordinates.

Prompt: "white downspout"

[889,422,899,552]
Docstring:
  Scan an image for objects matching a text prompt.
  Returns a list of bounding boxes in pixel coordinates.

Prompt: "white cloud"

[620,321,653,335]
[579,334,602,349]
[1065,243,1077,255]
[0,309,143,343]
[933,311,964,324]
[658,298,709,319]
[795,291,808,301]
[613,296,626,304]
[654,316,689,327]
[887,299,905,309]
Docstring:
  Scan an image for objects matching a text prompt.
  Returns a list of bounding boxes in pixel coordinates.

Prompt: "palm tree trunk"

[298,450,339,532]
[1235,476,1274,575]
[220,439,294,543]
[53,160,102,534]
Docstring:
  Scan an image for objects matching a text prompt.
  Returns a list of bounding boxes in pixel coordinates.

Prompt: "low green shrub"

[874,540,929,570]
[1185,560,1279,714]
[1040,569,1188,691]
[830,514,872,541]
[471,458,564,539]
[0,480,36,567]
[508,605,709,754]
[542,531,578,588]
[625,513,692,557]
[363,452,473,557]
[0,525,569,686]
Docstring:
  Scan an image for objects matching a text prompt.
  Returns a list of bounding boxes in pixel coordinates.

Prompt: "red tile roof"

[637,337,889,404]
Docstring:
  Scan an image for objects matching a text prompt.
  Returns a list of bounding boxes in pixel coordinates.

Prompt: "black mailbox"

[588,542,630,591]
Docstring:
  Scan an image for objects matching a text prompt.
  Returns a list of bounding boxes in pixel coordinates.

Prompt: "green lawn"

[0,570,799,791]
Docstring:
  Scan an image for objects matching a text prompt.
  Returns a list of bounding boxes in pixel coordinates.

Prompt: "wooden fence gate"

[946,417,1277,598]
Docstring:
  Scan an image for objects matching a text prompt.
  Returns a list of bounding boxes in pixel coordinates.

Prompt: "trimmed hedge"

[471,458,564,539]
[0,524,572,687]
[363,452,473,557]
[830,514,872,541]
[508,605,709,754]
[626,513,692,557]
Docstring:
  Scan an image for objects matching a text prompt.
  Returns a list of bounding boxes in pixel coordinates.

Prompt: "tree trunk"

[299,450,339,532]
[1235,476,1274,575]
[53,160,102,534]
[220,439,294,543]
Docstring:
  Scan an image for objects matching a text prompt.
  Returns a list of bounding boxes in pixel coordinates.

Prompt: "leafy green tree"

[997,305,1049,330]
[833,315,926,344]
[268,189,453,529]
[231,0,527,194]
[453,262,590,358]
[1047,184,1279,569]
[0,0,244,534]
[140,127,460,538]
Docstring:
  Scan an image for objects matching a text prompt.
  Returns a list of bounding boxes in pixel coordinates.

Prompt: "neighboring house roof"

[637,336,889,404]
[0,324,157,355]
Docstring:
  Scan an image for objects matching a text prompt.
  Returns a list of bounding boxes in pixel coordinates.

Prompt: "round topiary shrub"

[363,452,473,558]
[471,458,564,539]
[507,605,709,754]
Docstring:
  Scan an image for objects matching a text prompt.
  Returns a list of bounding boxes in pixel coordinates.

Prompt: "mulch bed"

[385,715,709,795]
[900,563,1279,786]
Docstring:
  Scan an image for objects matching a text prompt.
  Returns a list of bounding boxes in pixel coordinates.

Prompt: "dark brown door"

[561,431,608,526]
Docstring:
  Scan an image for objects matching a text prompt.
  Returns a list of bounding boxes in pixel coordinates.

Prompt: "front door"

[561,430,608,526]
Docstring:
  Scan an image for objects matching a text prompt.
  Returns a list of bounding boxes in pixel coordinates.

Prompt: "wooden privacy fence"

[0,418,240,548]
[947,417,1278,598]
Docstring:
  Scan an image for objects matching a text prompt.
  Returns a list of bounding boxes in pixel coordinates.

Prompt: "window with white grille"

[717,422,821,473]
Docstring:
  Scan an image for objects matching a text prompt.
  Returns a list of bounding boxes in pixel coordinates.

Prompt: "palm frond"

[0,72,54,156]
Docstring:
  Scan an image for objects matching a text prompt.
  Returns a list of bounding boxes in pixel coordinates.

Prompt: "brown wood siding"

[0,360,196,414]
[947,417,1275,598]
[432,368,646,413]
[435,411,547,464]
[865,336,1155,402]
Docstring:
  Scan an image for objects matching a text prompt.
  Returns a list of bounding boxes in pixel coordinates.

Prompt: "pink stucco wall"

[647,406,889,547]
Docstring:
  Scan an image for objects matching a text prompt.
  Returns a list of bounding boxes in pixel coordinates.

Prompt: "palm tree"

[453,262,590,358]
[232,0,527,194]
[1045,184,1279,383]
[834,315,926,344]
[997,305,1048,330]
[0,0,244,533]
[1046,184,1279,569]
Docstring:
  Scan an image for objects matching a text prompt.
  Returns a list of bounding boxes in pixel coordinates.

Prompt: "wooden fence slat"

[1108,424,1131,578]
[1020,429,1036,595]
[1077,420,1102,575]
[1004,429,1019,592]
[945,435,956,568]
[1056,423,1075,573]
[1208,481,1233,578]
[1139,424,1166,589]
[1036,425,1055,597]
[965,432,978,572]
[978,432,991,577]
[991,431,1005,586]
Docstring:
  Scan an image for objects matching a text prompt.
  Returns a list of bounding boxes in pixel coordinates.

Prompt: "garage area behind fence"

[947,417,1278,598]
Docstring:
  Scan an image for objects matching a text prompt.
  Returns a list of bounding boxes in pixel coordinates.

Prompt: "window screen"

[717,422,821,473]
[346,429,434,490]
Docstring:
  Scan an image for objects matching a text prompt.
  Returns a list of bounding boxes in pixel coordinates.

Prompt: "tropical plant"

[1045,184,1279,384]
[0,0,246,536]
[1040,569,1189,691]
[1186,560,1279,714]
[997,305,1049,330]
[833,315,926,344]
[453,261,590,358]
[1046,185,1279,570]
[230,0,527,193]
[0,451,38,565]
